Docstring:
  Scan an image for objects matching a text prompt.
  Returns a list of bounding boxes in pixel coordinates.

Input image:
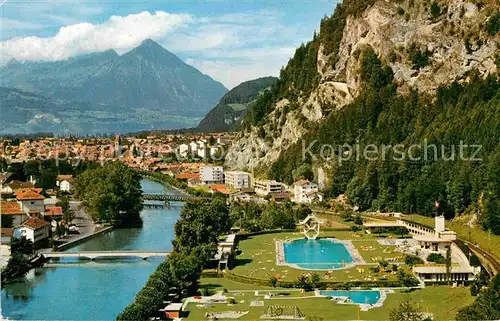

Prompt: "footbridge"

[42,251,170,260]
[142,193,207,202]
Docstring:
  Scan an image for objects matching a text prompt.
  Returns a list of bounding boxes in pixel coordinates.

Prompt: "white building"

[14,216,50,245]
[225,171,251,189]
[254,180,282,196]
[16,190,45,214]
[56,175,73,192]
[178,144,189,158]
[293,179,323,204]
[0,201,28,227]
[199,166,224,184]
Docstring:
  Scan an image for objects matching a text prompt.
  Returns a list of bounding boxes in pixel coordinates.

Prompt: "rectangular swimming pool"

[319,290,382,305]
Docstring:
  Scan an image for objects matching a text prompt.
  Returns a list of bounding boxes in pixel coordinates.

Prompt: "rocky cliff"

[225,0,499,171]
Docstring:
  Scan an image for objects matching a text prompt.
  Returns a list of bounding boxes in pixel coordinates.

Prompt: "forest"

[268,49,499,234]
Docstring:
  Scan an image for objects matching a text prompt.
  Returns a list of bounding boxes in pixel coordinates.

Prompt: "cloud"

[1,11,193,60]
[1,8,313,88]
[186,47,293,89]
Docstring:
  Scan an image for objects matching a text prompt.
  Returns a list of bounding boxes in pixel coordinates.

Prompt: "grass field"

[185,277,474,320]
[230,231,407,283]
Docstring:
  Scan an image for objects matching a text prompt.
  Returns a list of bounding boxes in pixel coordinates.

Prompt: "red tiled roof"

[16,190,45,201]
[56,174,73,182]
[0,201,24,215]
[21,216,49,230]
[44,206,63,216]
[176,173,200,180]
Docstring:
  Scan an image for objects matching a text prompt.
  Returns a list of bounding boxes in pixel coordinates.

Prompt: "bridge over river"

[142,193,211,201]
[42,251,170,260]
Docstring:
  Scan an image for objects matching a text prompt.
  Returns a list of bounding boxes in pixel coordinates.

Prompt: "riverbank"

[1,179,182,321]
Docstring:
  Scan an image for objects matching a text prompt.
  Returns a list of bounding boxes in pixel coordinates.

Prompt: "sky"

[0,0,340,88]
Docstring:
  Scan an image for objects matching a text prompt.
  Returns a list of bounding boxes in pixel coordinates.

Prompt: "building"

[161,303,183,319]
[224,171,251,189]
[410,216,479,283]
[16,189,45,214]
[293,180,323,204]
[44,206,63,220]
[13,216,50,246]
[56,175,74,192]
[254,180,282,196]
[199,166,224,184]
[1,201,28,228]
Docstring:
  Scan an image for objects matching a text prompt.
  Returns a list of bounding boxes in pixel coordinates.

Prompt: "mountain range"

[0,39,228,134]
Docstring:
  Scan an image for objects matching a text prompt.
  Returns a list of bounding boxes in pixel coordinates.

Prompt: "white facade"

[18,199,44,215]
[225,171,251,189]
[200,166,224,184]
[59,180,73,192]
[14,219,50,244]
[294,180,323,204]
[254,180,282,196]
[178,144,189,157]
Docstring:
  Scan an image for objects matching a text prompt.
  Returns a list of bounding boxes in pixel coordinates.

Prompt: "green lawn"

[231,232,405,283]
[185,278,474,320]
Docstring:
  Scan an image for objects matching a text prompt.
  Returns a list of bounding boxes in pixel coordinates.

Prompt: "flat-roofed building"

[254,180,282,196]
[224,171,251,189]
[199,166,224,185]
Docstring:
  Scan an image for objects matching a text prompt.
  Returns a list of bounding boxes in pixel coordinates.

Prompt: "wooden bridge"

[42,251,170,260]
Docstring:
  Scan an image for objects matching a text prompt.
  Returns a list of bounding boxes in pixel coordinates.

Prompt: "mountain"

[225,0,499,233]
[197,76,278,132]
[0,39,228,133]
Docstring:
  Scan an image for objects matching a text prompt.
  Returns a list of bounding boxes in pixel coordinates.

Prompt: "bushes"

[407,44,431,69]
[405,255,424,266]
[485,12,500,36]
[427,253,446,264]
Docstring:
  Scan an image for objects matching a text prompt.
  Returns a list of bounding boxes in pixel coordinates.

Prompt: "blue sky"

[1,0,340,88]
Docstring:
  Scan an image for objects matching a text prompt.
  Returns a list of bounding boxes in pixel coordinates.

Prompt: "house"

[56,175,74,192]
[16,189,45,214]
[1,228,13,244]
[1,201,28,228]
[208,184,231,195]
[254,180,282,196]
[293,180,323,204]
[199,166,224,184]
[161,303,183,319]
[224,171,251,189]
[2,180,34,194]
[13,216,50,247]
[269,192,291,202]
[44,206,63,220]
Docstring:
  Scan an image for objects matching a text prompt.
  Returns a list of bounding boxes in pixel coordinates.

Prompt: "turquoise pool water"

[320,290,381,305]
[283,238,354,270]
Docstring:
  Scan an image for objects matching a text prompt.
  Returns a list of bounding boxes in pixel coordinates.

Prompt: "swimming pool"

[282,238,355,270]
[320,290,381,305]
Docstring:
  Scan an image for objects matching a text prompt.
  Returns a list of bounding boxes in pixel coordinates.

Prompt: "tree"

[10,236,34,255]
[389,297,425,321]
[59,195,74,223]
[73,162,143,226]
[353,214,363,225]
[173,197,230,254]
[456,274,500,320]
[405,255,424,266]
[395,226,409,238]
[269,276,278,288]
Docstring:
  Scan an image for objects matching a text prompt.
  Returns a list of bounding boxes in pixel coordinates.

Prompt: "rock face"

[225,0,499,171]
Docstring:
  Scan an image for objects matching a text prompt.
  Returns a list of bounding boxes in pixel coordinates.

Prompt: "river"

[1,179,181,320]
